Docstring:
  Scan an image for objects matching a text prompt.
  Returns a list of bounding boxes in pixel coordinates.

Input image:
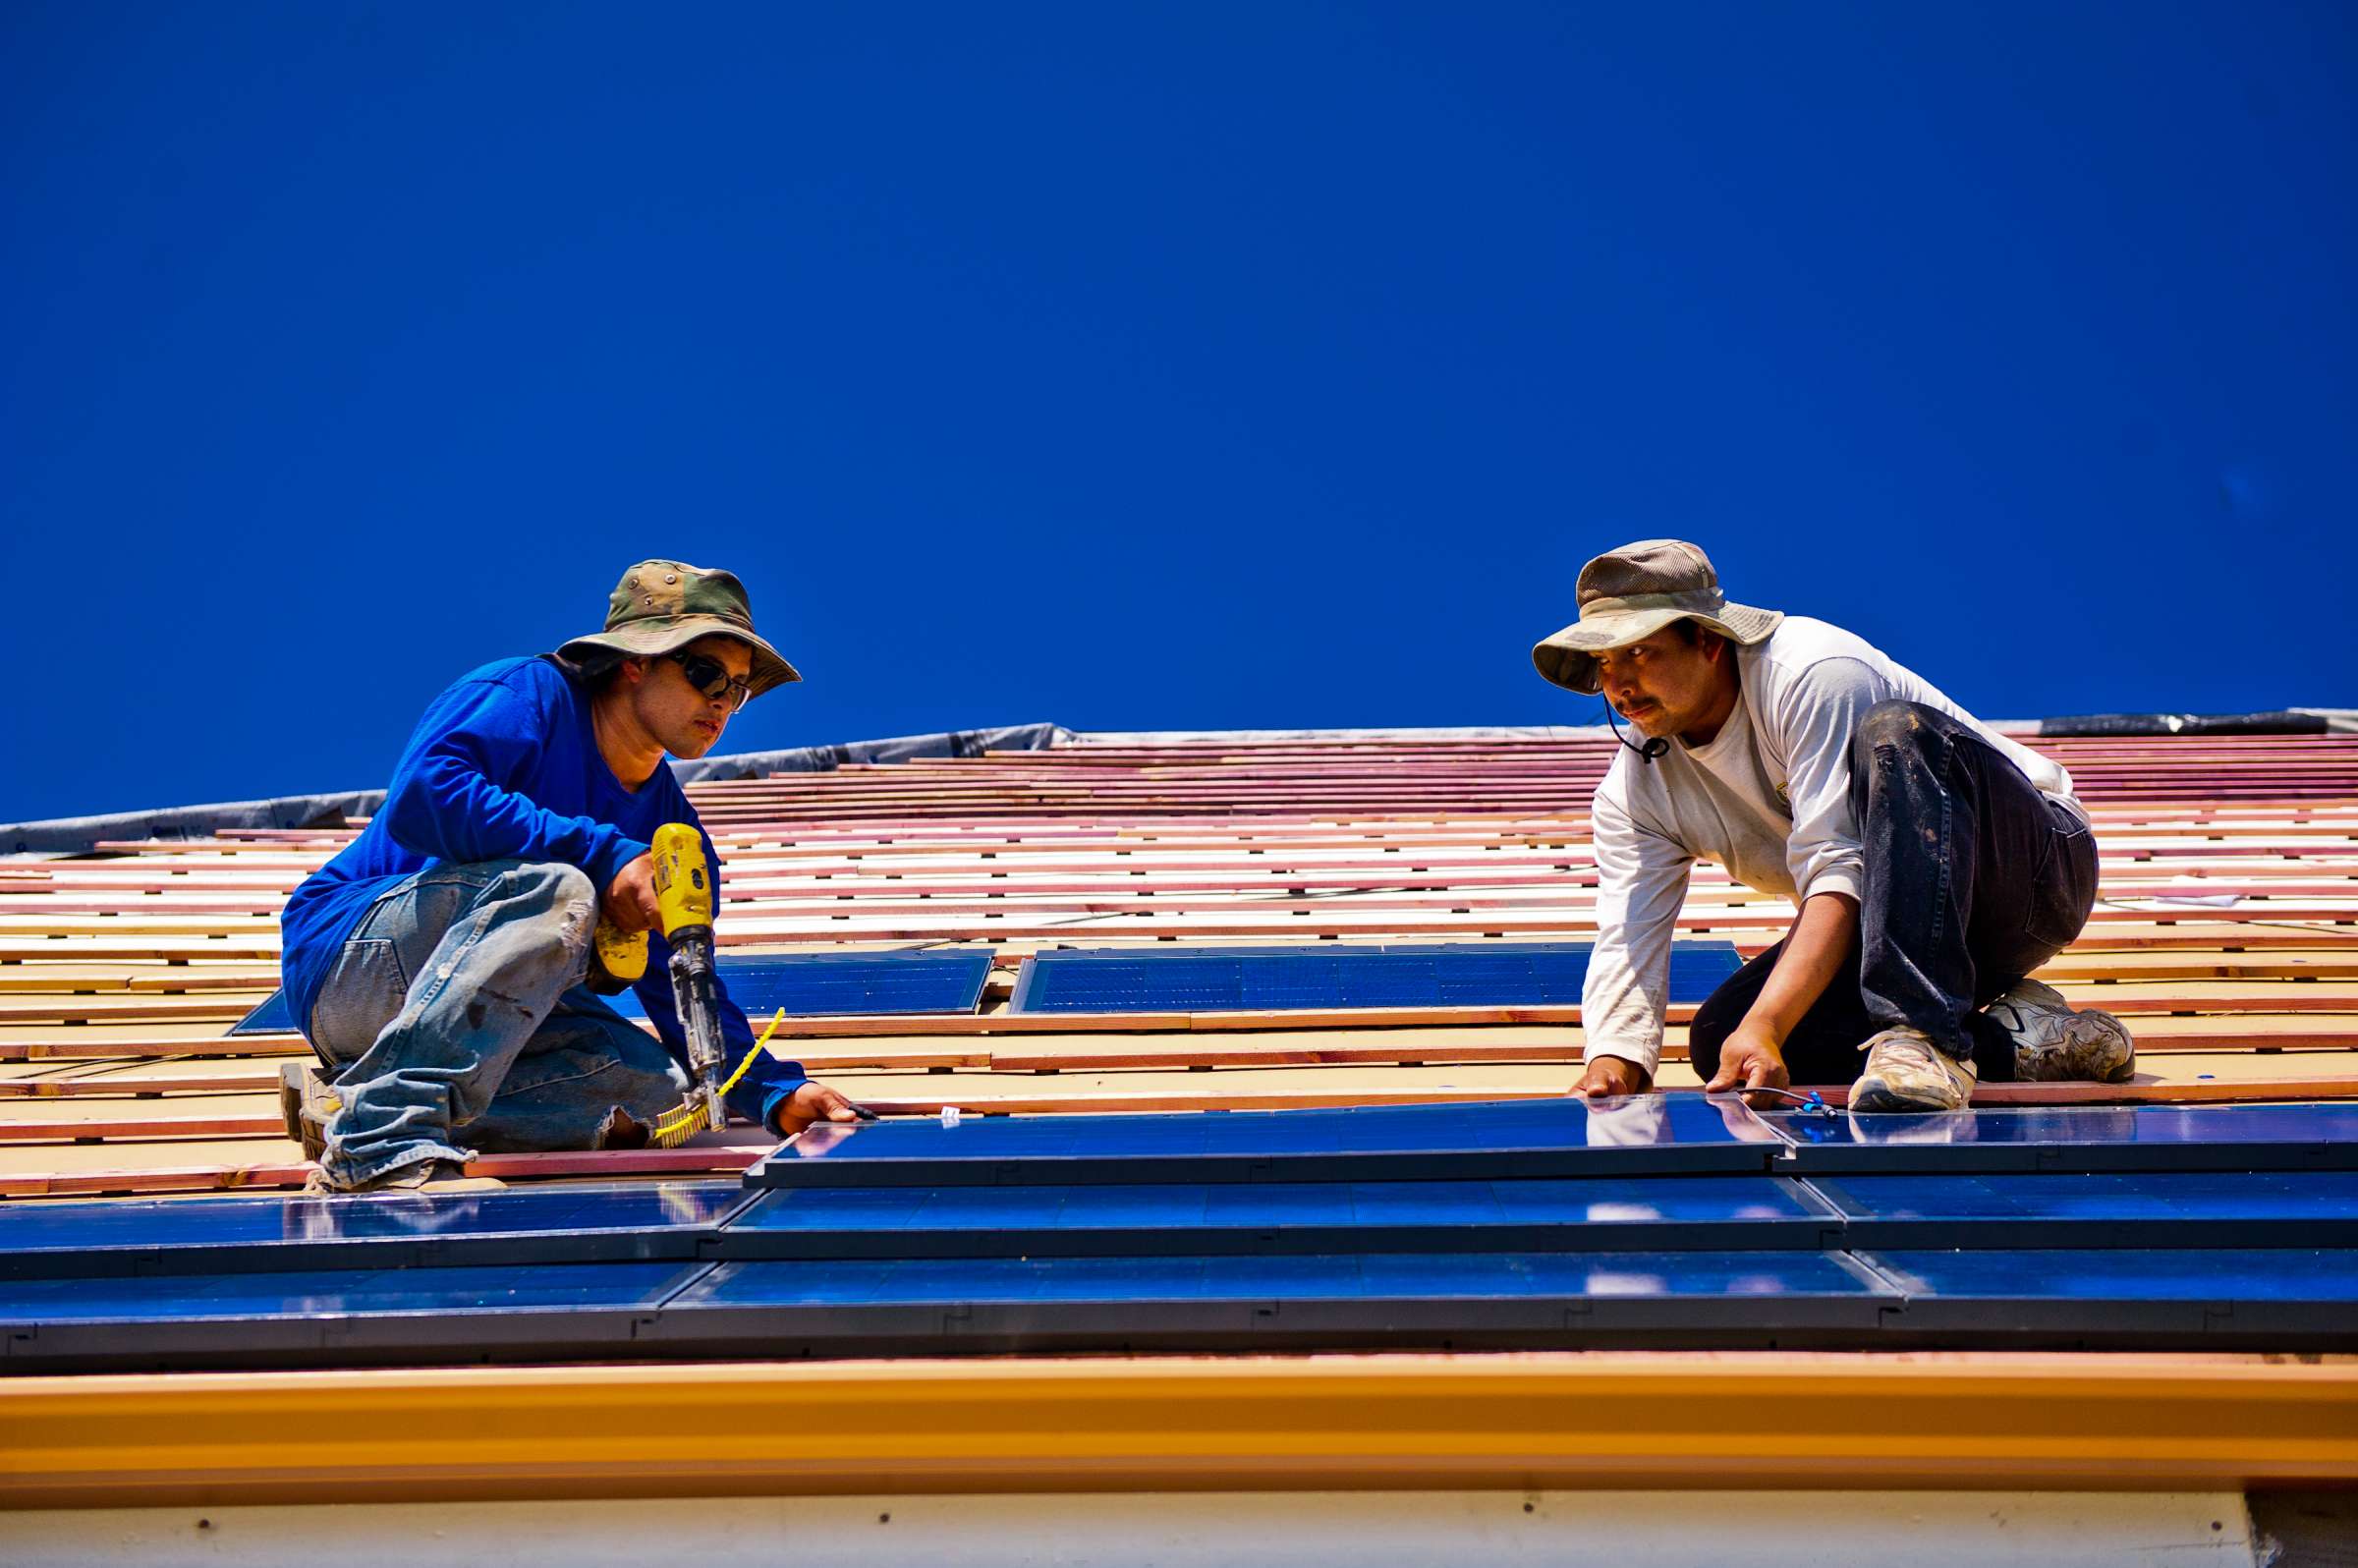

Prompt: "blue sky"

[4,2,2353,821]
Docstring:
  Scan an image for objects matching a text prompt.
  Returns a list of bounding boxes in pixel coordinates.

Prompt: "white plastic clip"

[939,1105,962,1129]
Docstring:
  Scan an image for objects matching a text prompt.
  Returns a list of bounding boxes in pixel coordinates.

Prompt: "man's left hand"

[772,1081,865,1134]
[1704,1024,1789,1098]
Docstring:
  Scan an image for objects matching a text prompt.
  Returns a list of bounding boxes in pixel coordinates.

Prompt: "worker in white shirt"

[1534,539,2135,1111]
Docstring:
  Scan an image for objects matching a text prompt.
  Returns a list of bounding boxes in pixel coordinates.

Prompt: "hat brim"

[1532,603,1782,695]
[557,617,802,699]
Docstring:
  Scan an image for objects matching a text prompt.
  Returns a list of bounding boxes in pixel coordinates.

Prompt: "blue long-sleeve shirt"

[280,655,807,1131]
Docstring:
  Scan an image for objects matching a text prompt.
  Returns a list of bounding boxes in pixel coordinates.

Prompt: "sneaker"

[302,1158,506,1198]
[1851,1027,1978,1112]
[278,1060,339,1163]
[1985,978,2136,1085]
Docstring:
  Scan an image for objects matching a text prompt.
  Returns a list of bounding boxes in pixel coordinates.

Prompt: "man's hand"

[1574,1056,1653,1098]
[1705,1022,1790,1098]
[602,853,661,933]
[772,1081,865,1135]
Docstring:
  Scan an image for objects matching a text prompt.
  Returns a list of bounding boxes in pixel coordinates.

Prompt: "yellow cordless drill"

[590,823,731,1142]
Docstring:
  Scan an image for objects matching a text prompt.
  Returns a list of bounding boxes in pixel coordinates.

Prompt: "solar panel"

[0,1182,752,1280]
[638,1249,1891,1356]
[607,950,993,1021]
[1814,1171,2358,1249]
[745,1095,1783,1188]
[1008,941,1742,1013]
[228,990,297,1036]
[1861,1248,2358,1347]
[726,1175,1834,1258]
[1768,1102,2358,1174]
[0,1260,708,1372]
[685,1249,1884,1306]
[228,950,994,1036]
[17,1224,2353,1370]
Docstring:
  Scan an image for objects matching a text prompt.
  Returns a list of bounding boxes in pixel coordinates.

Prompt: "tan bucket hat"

[1532,539,1782,695]
[556,560,801,700]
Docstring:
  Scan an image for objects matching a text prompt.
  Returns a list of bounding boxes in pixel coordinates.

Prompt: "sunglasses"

[664,650,754,712]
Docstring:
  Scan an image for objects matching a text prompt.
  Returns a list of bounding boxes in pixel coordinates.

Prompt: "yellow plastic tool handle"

[591,919,647,983]
[650,822,713,939]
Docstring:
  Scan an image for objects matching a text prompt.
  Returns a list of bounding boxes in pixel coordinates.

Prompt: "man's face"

[1592,625,1723,740]
[630,635,754,759]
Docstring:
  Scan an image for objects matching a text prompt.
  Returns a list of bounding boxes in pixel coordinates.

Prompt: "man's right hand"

[1574,1056,1653,1098]
[603,852,661,933]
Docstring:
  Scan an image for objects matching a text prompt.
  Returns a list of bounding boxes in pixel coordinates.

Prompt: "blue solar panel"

[0,1261,712,1372]
[0,1260,702,1324]
[1867,1247,2358,1304]
[1845,1247,2358,1347]
[228,951,993,1036]
[228,990,297,1035]
[0,1182,749,1279]
[632,1249,1892,1355]
[1815,1171,2358,1248]
[1768,1102,2358,1173]
[747,1095,1782,1188]
[676,1249,1884,1307]
[4,1249,1896,1366]
[608,950,993,1021]
[1009,941,1742,1013]
[727,1175,1832,1257]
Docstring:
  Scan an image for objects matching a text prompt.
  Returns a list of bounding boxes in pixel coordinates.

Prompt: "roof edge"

[8,709,2347,856]
[0,722,1070,856]
[1068,725,1619,745]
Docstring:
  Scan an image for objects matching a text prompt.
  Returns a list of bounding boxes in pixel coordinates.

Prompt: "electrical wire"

[648,1006,786,1147]
[2090,894,2358,939]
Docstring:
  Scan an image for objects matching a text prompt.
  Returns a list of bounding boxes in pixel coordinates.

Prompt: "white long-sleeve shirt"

[1581,616,2082,1075]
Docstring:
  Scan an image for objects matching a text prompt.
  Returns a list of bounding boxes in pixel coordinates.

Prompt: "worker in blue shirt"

[280,561,861,1194]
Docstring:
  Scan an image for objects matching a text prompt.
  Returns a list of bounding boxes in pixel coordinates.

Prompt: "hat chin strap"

[1604,700,1669,763]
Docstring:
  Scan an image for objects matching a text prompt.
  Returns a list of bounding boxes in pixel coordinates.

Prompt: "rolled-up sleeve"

[1772,656,1888,906]
[1582,786,1694,1076]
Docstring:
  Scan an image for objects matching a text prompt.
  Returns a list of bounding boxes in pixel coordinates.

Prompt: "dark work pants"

[1687,700,2099,1087]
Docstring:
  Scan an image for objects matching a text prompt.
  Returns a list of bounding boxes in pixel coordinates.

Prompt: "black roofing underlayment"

[12,712,2353,853]
[0,723,1067,854]
[2035,710,2352,737]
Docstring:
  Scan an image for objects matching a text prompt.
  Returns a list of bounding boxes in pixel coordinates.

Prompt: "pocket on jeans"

[307,937,413,1063]
[2022,819,2095,952]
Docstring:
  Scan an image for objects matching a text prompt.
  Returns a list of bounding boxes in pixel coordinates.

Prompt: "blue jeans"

[1688,700,2100,1085]
[304,859,689,1189]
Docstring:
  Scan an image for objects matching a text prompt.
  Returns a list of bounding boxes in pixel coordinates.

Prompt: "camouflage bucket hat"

[556,560,801,699]
[1532,538,1782,696]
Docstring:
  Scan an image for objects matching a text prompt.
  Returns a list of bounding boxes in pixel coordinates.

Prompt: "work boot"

[302,1158,506,1198]
[1850,1027,1978,1112]
[278,1059,339,1163]
[1984,979,2137,1084]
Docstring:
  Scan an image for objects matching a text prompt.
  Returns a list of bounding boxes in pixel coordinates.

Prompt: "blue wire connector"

[1744,1086,1835,1117]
